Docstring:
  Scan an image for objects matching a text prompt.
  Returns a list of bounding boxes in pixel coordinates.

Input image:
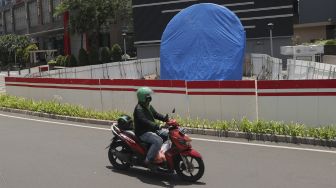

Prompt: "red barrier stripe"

[5,84,186,94]
[5,78,187,88]
[187,80,255,89]
[258,80,336,89]
[5,84,101,90]
[5,77,100,85]
[258,92,336,96]
[100,88,136,92]
[188,92,256,96]
[153,90,186,94]
[100,79,186,88]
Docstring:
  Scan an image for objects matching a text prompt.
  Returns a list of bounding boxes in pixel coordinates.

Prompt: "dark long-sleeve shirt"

[133,103,166,137]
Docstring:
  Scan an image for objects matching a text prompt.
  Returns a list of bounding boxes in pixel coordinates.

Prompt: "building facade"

[0,0,66,54]
[132,0,294,59]
[0,0,132,59]
[293,0,336,44]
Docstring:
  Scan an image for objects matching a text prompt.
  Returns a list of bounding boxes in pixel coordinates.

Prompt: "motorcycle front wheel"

[108,141,131,170]
[175,156,204,182]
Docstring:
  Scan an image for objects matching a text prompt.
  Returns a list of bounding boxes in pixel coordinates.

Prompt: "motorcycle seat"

[122,130,150,149]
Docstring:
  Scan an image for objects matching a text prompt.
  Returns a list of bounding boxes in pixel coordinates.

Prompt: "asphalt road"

[0,111,336,188]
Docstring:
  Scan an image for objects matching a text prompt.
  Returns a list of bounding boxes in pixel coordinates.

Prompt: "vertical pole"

[15,52,18,75]
[25,1,30,34]
[270,29,273,57]
[255,80,259,121]
[99,79,104,112]
[63,11,71,55]
[91,65,93,79]
[122,33,127,62]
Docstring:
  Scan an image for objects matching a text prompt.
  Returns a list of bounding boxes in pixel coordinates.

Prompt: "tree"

[54,0,132,48]
[100,47,111,63]
[88,48,100,65]
[111,44,122,62]
[0,34,30,67]
[54,0,96,48]
[69,55,78,67]
[23,44,38,66]
[78,48,89,66]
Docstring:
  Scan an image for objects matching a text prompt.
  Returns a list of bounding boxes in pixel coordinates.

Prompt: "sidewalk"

[0,73,6,93]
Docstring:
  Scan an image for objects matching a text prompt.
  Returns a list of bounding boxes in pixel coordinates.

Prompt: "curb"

[185,128,336,148]
[0,107,114,125]
[1,107,335,148]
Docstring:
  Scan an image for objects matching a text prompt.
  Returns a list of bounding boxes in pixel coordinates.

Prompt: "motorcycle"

[107,117,204,182]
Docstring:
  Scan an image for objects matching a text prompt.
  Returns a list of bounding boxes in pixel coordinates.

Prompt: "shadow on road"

[106,166,206,188]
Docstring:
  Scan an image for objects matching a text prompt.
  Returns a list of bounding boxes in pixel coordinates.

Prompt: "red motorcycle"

[107,117,204,182]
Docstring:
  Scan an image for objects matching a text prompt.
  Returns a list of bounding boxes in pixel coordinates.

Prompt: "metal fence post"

[91,65,93,79]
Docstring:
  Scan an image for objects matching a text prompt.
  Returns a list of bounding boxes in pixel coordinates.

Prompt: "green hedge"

[111,44,122,62]
[174,117,336,140]
[100,47,111,63]
[1,94,335,140]
[0,94,123,121]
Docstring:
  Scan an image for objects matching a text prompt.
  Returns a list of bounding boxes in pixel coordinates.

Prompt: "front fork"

[105,137,119,149]
[180,155,194,173]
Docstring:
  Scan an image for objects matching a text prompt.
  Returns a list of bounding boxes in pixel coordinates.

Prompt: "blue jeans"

[139,132,163,162]
[156,129,169,142]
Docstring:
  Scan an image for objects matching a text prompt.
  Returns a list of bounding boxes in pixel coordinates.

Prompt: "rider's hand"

[164,114,169,122]
[160,123,168,129]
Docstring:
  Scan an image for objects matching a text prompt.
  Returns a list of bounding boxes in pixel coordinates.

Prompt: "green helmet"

[136,87,153,103]
[117,115,133,130]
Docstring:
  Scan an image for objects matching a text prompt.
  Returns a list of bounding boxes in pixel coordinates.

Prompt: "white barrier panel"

[30,58,160,79]
[257,80,336,126]
[187,81,257,121]
[287,59,336,80]
[5,78,103,111]
[251,54,283,80]
[99,79,188,116]
[5,77,188,117]
[5,77,336,126]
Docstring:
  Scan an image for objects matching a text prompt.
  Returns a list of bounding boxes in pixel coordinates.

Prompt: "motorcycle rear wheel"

[108,141,131,170]
[175,156,204,182]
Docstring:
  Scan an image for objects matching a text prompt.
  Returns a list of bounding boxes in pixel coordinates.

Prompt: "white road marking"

[1,112,336,154]
[0,113,110,131]
[192,137,336,154]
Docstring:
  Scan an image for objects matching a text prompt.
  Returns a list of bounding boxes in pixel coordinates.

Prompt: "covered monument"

[160,3,246,80]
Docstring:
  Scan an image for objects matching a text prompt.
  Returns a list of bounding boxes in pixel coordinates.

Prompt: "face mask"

[146,95,152,103]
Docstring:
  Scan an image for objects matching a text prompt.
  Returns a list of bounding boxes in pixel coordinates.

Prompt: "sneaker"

[144,160,158,172]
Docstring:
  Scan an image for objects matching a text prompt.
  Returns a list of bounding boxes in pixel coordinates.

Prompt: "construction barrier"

[4,77,336,126]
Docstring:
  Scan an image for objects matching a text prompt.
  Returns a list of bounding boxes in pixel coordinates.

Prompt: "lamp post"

[267,23,274,57]
[122,32,127,61]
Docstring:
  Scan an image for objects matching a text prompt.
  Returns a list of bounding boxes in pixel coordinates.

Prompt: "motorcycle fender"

[105,139,119,149]
[180,149,202,159]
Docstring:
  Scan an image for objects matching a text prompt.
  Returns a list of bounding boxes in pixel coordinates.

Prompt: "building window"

[28,1,38,27]
[4,10,11,33]
[0,14,3,34]
[42,0,50,24]
[14,5,26,31]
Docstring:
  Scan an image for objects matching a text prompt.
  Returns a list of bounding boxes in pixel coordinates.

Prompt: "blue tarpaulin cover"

[160,3,246,80]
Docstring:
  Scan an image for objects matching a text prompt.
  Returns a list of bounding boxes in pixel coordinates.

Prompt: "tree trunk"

[80,34,83,49]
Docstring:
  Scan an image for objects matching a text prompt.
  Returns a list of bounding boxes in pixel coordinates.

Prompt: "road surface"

[0,111,335,188]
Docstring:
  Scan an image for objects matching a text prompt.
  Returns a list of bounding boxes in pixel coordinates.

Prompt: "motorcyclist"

[133,87,169,168]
